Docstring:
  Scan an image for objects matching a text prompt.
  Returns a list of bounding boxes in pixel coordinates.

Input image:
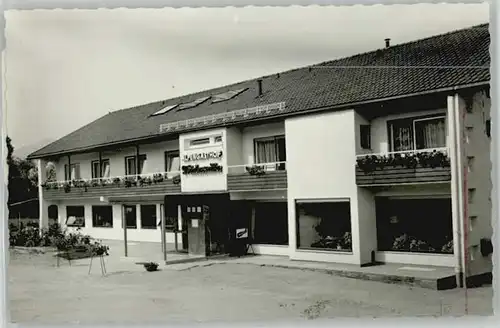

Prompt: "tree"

[6,137,39,218]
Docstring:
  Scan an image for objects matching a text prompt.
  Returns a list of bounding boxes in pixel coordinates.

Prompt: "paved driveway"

[8,251,493,324]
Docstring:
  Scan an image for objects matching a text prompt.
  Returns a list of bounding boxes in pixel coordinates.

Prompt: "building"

[28,24,492,287]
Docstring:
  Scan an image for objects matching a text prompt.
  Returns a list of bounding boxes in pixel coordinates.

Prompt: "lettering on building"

[183,150,223,162]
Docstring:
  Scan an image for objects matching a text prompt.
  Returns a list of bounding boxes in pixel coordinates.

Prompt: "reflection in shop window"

[376,197,453,254]
[296,200,352,252]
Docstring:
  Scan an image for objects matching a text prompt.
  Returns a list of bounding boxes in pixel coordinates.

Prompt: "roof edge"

[27,80,489,160]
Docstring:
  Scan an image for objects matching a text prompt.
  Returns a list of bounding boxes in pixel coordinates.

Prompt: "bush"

[9,222,110,256]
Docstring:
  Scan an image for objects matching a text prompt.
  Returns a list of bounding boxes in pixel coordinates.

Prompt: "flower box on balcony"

[355,150,451,186]
[227,170,287,192]
[43,174,181,200]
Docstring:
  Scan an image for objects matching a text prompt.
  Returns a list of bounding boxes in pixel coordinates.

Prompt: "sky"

[3,3,490,156]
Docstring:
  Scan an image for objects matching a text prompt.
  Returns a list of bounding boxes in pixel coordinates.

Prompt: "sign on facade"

[236,228,248,239]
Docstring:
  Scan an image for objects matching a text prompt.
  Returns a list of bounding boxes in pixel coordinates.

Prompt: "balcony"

[42,172,181,201]
[355,148,451,187]
[227,162,288,192]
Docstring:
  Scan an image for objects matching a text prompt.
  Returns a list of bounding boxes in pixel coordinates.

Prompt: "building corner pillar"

[37,159,49,231]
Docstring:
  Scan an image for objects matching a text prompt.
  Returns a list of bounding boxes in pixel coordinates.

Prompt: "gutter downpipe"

[448,94,463,287]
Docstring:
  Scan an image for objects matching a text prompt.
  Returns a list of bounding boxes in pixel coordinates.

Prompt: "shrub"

[9,222,110,257]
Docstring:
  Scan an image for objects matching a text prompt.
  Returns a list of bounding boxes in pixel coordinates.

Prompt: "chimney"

[384,38,391,48]
[257,79,263,96]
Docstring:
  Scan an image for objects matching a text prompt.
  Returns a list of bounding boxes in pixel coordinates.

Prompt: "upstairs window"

[190,138,210,147]
[64,163,81,181]
[388,115,446,152]
[91,159,110,179]
[165,150,180,172]
[360,125,371,149]
[125,155,147,175]
[254,135,286,170]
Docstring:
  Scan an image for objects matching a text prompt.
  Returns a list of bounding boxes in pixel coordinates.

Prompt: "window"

[125,155,147,175]
[360,125,371,149]
[159,203,177,231]
[48,205,58,220]
[296,199,352,251]
[92,206,113,228]
[253,202,288,245]
[66,206,85,227]
[388,115,446,152]
[165,150,180,172]
[254,135,286,170]
[64,163,81,180]
[141,205,157,229]
[91,159,110,179]
[212,88,247,103]
[178,96,210,110]
[190,138,210,147]
[150,104,178,116]
[375,197,453,254]
[123,205,137,229]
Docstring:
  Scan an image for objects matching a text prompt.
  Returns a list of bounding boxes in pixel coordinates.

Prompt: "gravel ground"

[8,251,493,324]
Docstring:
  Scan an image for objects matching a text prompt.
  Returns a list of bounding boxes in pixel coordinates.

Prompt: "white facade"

[37,89,492,284]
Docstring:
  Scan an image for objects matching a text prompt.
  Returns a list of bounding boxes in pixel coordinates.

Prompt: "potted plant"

[143,262,159,272]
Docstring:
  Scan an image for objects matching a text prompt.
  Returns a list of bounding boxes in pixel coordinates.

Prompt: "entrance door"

[183,205,207,256]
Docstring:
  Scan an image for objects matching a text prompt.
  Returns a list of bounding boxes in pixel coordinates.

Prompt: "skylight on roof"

[151,104,178,116]
[178,96,211,110]
[212,88,247,103]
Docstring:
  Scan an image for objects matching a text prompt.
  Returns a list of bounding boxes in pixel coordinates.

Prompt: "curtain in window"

[255,140,277,163]
[418,119,446,149]
[139,157,146,174]
[71,164,80,180]
[102,161,110,177]
[127,158,136,175]
[392,125,413,152]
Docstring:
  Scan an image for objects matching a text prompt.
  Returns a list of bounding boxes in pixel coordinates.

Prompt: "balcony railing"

[227,161,288,191]
[42,171,182,200]
[355,148,452,187]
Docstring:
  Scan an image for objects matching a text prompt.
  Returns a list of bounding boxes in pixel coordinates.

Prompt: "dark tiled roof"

[29,23,490,159]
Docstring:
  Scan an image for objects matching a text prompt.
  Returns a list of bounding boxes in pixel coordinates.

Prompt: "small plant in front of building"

[245,165,266,176]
